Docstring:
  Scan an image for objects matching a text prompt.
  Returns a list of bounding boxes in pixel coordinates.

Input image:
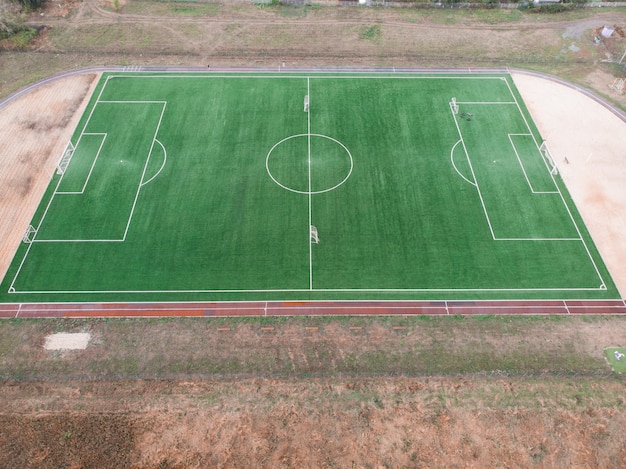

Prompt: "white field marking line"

[494,237,582,241]
[106,74,511,81]
[56,133,107,195]
[140,139,167,187]
[8,166,72,290]
[450,102,496,239]
[123,102,167,241]
[30,102,167,244]
[454,101,582,242]
[33,238,125,243]
[456,101,516,105]
[266,134,353,195]
[450,139,476,187]
[9,286,610,294]
[503,78,607,287]
[307,77,313,291]
[507,133,558,195]
[5,298,619,309]
[98,100,166,104]
[10,74,606,296]
[9,100,167,290]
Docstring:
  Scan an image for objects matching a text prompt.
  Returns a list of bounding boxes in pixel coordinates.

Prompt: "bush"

[12,0,45,10]
[0,22,38,49]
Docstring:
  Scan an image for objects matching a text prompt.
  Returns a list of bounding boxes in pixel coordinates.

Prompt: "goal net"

[450,97,459,115]
[56,140,75,175]
[540,141,558,176]
[23,225,37,244]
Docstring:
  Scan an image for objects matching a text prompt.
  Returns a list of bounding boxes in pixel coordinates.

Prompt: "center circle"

[266,134,353,194]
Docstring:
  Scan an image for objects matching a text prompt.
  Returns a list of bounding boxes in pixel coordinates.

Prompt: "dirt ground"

[1,1,626,467]
[1,377,625,468]
[0,316,625,468]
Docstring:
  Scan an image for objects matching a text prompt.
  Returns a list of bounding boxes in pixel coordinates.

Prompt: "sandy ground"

[0,70,625,297]
[513,73,626,297]
[0,73,100,282]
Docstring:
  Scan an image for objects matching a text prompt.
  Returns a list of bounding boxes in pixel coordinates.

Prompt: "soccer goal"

[540,141,558,176]
[310,225,319,244]
[304,94,310,113]
[609,78,625,93]
[56,140,76,175]
[450,97,459,115]
[22,225,37,244]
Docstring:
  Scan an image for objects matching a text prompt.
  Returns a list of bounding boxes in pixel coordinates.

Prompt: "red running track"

[0,300,625,318]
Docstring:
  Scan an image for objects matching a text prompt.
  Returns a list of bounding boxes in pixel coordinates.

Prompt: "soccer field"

[0,72,619,303]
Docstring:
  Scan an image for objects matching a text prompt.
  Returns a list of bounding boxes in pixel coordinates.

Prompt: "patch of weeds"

[168,2,221,16]
[360,25,382,44]
[62,430,73,443]
[0,23,38,50]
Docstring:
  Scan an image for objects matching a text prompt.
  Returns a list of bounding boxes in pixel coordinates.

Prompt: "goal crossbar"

[57,140,76,175]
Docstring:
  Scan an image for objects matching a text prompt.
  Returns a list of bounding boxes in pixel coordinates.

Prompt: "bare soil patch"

[0,72,99,281]
[2,377,623,469]
[0,316,626,468]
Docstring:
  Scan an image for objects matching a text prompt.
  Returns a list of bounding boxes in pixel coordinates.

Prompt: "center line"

[307,77,313,290]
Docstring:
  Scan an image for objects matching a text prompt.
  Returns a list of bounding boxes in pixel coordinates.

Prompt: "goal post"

[57,140,76,175]
[23,225,37,244]
[540,141,558,176]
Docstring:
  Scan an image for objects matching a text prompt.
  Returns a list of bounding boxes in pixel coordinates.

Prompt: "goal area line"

[1,299,625,319]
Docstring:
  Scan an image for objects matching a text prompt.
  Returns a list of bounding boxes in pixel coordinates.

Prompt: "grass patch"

[604,347,626,373]
[0,316,620,381]
[360,24,382,43]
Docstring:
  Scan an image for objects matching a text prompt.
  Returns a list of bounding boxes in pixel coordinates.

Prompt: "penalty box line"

[44,100,166,244]
[451,102,582,242]
[10,99,168,292]
[453,93,606,289]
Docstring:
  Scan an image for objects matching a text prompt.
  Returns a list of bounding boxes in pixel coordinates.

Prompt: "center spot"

[266,134,353,194]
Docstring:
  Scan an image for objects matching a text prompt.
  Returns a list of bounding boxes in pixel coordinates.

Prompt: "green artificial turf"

[0,72,618,303]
